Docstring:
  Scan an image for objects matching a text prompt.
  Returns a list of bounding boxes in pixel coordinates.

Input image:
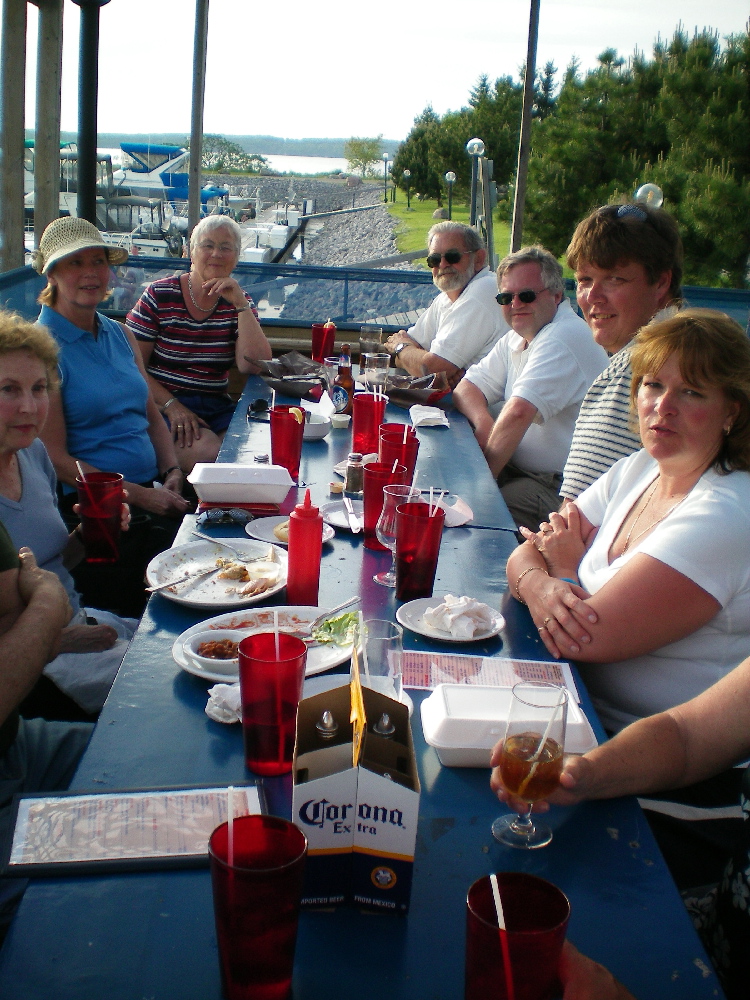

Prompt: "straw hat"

[31,217,128,275]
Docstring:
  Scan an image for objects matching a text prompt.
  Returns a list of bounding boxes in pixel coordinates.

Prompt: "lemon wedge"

[289,407,305,424]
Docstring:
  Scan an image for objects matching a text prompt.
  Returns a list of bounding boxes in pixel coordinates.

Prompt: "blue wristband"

[559,577,578,585]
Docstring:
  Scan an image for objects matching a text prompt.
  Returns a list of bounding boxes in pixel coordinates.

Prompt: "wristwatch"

[393,342,410,357]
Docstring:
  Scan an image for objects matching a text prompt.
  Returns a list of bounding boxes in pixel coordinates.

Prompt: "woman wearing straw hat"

[32,217,188,617]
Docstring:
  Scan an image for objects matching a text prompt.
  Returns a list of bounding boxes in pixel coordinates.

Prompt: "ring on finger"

[542,617,553,628]
[537,625,547,633]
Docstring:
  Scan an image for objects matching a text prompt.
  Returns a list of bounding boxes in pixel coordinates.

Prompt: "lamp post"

[466,138,484,226]
[382,152,389,203]
[403,169,411,210]
[445,171,456,220]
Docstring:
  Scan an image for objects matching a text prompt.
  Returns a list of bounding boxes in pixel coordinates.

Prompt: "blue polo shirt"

[39,306,158,491]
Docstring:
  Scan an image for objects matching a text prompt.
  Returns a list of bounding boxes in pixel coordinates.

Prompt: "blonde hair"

[630,308,750,473]
[0,310,59,389]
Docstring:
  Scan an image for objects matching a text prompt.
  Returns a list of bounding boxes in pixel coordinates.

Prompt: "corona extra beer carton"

[292,678,420,913]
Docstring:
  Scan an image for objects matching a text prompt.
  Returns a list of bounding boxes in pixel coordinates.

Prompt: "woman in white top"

[507,309,750,732]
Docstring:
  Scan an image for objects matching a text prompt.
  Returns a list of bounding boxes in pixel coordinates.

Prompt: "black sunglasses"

[426,249,473,268]
[496,288,547,306]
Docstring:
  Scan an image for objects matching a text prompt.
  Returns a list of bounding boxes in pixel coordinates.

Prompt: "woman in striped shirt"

[128,216,271,472]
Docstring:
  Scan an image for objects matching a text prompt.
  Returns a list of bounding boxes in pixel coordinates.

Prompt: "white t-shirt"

[408,267,509,369]
[464,299,609,474]
[575,449,750,733]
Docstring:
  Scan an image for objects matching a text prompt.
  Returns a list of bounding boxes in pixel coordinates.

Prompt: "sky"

[15,0,750,145]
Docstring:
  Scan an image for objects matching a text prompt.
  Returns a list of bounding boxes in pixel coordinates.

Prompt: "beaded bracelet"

[514,565,549,604]
[162,397,177,411]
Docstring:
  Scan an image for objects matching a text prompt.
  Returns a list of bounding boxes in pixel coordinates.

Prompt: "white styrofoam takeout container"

[187,463,294,503]
[420,684,598,768]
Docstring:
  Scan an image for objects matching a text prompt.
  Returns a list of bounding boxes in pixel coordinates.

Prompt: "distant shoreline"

[25,131,403,160]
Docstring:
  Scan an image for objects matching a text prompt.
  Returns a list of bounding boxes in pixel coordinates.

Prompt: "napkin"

[422,594,495,639]
[409,405,450,428]
[433,494,473,527]
[206,682,242,724]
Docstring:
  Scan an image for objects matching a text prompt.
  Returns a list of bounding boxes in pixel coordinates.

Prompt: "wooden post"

[1,0,28,272]
[510,0,540,252]
[34,0,64,245]
[189,0,209,241]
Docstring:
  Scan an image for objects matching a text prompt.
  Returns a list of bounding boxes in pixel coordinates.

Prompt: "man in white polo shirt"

[453,246,608,530]
[383,222,508,388]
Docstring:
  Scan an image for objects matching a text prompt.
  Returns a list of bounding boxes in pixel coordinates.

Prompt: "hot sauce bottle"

[286,489,323,605]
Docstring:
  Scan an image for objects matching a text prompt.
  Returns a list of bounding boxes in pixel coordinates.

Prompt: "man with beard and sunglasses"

[453,246,608,531]
[383,222,508,388]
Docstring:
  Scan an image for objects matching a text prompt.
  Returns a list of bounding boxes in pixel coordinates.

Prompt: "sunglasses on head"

[426,249,472,268]
[496,288,546,306]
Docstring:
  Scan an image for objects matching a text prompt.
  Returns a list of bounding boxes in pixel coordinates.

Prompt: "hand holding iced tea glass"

[491,683,568,849]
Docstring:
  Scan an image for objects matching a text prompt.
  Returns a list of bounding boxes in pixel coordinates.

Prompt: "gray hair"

[427,221,485,253]
[190,215,242,256]
[496,245,564,294]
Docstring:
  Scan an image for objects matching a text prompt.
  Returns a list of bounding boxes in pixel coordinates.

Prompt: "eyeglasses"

[496,288,548,306]
[196,241,236,255]
[426,249,473,268]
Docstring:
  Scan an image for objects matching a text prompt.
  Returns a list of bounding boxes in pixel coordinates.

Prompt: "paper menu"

[8,785,262,871]
[401,652,580,702]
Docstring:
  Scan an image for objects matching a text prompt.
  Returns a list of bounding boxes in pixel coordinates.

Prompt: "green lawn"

[386,197,512,264]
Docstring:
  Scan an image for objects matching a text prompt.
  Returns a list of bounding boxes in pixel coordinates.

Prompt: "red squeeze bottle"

[286,489,324,605]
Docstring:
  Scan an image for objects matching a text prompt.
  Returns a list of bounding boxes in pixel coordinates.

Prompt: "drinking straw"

[274,609,280,659]
[490,873,516,1000]
[75,460,97,507]
[227,786,234,866]
[516,689,566,799]
[391,459,399,474]
[429,486,434,515]
[359,610,371,687]
[431,490,446,516]
[402,424,409,444]
[271,388,276,410]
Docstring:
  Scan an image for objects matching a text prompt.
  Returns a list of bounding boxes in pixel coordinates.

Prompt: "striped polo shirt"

[127,275,258,395]
[560,343,641,500]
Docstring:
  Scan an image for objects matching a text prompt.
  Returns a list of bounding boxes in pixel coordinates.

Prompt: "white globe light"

[445,171,456,183]
[466,138,485,156]
[403,169,411,178]
[635,183,664,208]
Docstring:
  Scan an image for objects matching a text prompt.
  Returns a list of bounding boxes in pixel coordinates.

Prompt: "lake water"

[101,148,349,176]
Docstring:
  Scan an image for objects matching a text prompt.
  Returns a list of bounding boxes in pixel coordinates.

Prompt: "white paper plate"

[244,515,334,547]
[172,605,357,681]
[146,539,287,609]
[396,597,505,643]
[320,500,364,532]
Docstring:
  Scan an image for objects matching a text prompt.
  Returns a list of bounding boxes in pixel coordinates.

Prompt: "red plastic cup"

[352,391,387,456]
[311,323,335,363]
[209,815,307,1000]
[238,633,307,776]
[395,500,445,601]
[363,461,407,551]
[270,406,305,482]
[379,429,419,485]
[75,471,124,564]
[379,422,417,441]
[465,873,570,1000]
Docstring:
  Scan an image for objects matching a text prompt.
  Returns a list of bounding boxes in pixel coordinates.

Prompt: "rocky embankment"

[209,175,436,322]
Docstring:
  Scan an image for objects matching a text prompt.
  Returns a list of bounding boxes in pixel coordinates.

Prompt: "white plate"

[320,500,364,531]
[172,605,358,682]
[396,597,505,643]
[244,516,334,547]
[332,454,379,478]
[146,539,287,609]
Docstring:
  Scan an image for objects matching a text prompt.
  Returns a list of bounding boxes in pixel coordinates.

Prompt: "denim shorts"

[170,392,235,434]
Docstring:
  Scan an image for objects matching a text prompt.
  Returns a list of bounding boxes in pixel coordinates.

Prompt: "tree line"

[390,26,750,287]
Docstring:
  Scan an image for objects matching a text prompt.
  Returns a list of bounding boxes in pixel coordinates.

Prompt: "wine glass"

[373,484,420,587]
[491,682,568,849]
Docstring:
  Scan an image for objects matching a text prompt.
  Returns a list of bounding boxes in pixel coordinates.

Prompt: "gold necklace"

[186,273,214,313]
[621,477,687,553]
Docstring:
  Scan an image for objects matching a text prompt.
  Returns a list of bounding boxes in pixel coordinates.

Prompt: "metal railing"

[1,260,748,332]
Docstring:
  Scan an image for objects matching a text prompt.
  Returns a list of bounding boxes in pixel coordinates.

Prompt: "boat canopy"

[121,142,185,172]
